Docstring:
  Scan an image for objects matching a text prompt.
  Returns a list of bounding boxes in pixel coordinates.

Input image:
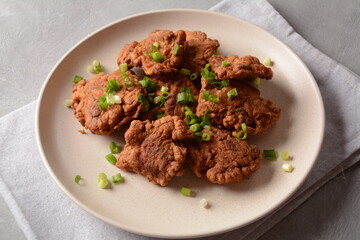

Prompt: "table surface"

[1,0,359,239]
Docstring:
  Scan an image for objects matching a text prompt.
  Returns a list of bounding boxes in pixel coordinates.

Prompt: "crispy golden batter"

[116,116,193,186]
[186,127,261,184]
[71,70,144,135]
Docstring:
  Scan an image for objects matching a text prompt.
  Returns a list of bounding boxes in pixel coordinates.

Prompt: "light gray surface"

[0,0,359,239]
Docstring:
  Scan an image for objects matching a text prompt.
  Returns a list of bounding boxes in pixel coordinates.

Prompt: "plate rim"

[35,8,325,239]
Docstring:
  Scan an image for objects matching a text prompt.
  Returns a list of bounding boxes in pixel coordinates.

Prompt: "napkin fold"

[1,0,360,239]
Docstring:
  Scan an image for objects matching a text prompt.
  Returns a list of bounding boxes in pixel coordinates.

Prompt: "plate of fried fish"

[36,9,324,238]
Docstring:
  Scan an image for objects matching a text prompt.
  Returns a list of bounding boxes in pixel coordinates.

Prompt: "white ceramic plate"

[36,9,324,239]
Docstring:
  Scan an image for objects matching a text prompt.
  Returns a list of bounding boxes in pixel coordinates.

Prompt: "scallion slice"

[282,163,294,173]
[65,99,73,108]
[253,77,261,87]
[177,92,188,104]
[221,60,229,67]
[281,151,291,160]
[263,149,277,160]
[109,142,121,154]
[190,73,198,80]
[181,187,192,197]
[87,65,95,73]
[106,94,116,105]
[208,94,219,103]
[156,110,166,119]
[172,44,180,55]
[263,57,272,66]
[180,68,191,76]
[119,63,128,72]
[105,153,117,165]
[106,79,121,94]
[202,91,210,100]
[98,173,109,189]
[202,132,211,141]
[154,95,166,107]
[151,51,165,63]
[236,123,247,140]
[190,123,201,132]
[137,93,147,105]
[112,173,124,183]
[73,75,84,84]
[201,63,217,83]
[98,95,108,110]
[214,50,221,55]
[152,42,159,51]
[139,77,156,91]
[227,88,238,99]
[74,175,81,184]
[221,80,229,87]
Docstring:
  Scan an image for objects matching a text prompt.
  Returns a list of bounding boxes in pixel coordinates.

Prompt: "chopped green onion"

[74,175,81,184]
[181,86,191,93]
[87,65,96,73]
[214,50,221,55]
[65,99,73,108]
[146,93,155,103]
[263,149,277,160]
[160,86,169,93]
[263,57,272,66]
[194,132,203,138]
[106,94,115,105]
[73,75,84,84]
[200,110,211,127]
[201,63,217,83]
[177,92,188,104]
[156,110,166,119]
[236,123,247,140]
[281,151,291,160]
[92,60,103,74]
[221,60,229,67]
[106,79,121,94]
[203,125,211,130]
[180,68,191,76]
[202,91,210,100]
[181,187,192,196]
[235,108,242,111]
[98,173,109,189]
[109,142,121,154]
[172,44,180,55]
[227,88,238,99]
[190,73,198,80]
[221,80,229,87]
[152,42,159,51]
[154,96,166,107]
[151,51,165,63]
[137,93,146,105]
[199,198,209,208]
[139,77,156,91]
[202,132,211,141]
[282,163,294,173]
[187,93,195,104]
[92,60,100,67]
[119,63,128,72]
[253,77,261,87]
[105,153,117,165]
[190,123,201,132]
[112,173,124,183]
[114,95,121,104]
[98,95,108,110]
[208,94,219,103]
[121,72,134,87]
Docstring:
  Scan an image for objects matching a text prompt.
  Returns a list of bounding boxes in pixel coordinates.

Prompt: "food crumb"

[78,129,86,134]
[199,198,209,208]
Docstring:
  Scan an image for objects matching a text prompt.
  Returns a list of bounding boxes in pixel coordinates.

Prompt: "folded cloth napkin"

[1,0,359,239]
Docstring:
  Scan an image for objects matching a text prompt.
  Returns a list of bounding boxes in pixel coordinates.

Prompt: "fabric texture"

[1,0,359,239]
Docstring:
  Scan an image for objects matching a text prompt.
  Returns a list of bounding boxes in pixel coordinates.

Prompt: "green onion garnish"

[65,99,73,108]
[202,91,210,100]
[88,60,103,74]
[74,175,81,184]
[253,77,261,87]
[109,142,121,154]
[152,42,159,51]
[151,51,165,63]
[98,173,109,189]
[181,86,191,93]
[156,110,166,119]
[282,163,294,173]
[281,151,290,160]
[190,123,201,132]
[187,93,195,104]
[236,123,247,140]
[106,79,121,94]
[263,149,277,160]
[263,57,272,66]
[139,76,156,91]
[227,88,238,99]
[105,153,117,165]
[137,93,146,105]
[112,173,124,183]
[190,73,198,80]
[87,65,95,73]
[180,68,191,76]
[154,95,166,106]
[214,50,221,55]
[202,132,211,141]
[98,95,108,110]
[106,94,115,105]
[119,63,128,72]
[201,63,217,83]
[160,86,169,93]
[177,92,188,104]
[200,110,211,127]
[208,94,219,103]
[221,60,229,67]
[221,80,229,87]
[172,44,180,55]
[73,75,84,84]
[181,187,192,196]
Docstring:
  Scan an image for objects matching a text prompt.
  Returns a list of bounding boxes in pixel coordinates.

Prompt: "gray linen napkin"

[1,0,359,239]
